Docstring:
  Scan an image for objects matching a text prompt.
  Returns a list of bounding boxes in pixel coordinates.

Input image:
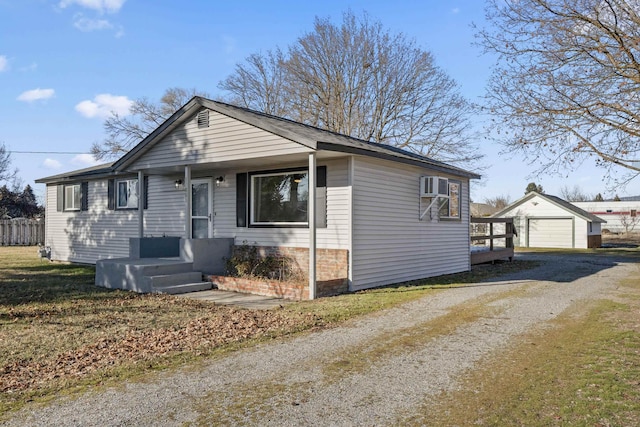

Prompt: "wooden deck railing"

[470,217,515,265]
[0,219,45,246]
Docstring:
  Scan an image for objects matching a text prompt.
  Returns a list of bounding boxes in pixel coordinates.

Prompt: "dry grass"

[401,273,640,426]
[0,246,536,416]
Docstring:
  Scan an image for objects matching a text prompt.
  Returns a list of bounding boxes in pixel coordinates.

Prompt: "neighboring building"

[493,191,605,249]
[471,202,498,217]
[36,97,480,298]
[573,201,640,234]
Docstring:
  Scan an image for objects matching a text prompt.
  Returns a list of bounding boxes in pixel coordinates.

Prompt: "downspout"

[184,165,192,239]
[308,152,317,300]
[138,171,144,238]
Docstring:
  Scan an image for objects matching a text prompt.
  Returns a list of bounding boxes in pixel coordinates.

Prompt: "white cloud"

[0,55,8,72]
[73,14,113,31]
[59,0,126,14]
[75,93,133,119]
[17,88,55,102]
[43,158,62,170]
[71,153,101,167]
[452,7,460,14]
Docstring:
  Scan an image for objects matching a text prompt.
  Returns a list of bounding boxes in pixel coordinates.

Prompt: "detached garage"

[493,191,606,249]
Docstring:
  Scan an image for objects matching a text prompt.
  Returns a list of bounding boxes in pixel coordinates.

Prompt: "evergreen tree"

[525,182,544,194]
[18,185,41,218]
[0,184,43,218]
[594,193,604,202]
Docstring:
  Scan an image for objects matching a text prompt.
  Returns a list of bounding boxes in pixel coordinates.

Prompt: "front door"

[191,178,213,238]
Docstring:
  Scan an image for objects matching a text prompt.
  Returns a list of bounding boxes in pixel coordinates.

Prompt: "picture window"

[250,170,308,226]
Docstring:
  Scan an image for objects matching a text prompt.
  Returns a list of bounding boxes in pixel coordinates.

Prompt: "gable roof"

[38,96,481,183]
[493,191,606,223]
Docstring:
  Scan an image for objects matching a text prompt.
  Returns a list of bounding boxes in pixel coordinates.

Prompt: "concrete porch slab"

[174,289,290,310]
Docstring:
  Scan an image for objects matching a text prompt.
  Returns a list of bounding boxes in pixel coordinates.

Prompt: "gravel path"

[4,253,637,426]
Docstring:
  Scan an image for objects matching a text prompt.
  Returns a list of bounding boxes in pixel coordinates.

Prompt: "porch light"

[175,179,183,189]
[215,176,225,185]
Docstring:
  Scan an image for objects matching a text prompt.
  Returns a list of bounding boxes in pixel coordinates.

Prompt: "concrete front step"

[147,271,203,290]
[153,282,213,295]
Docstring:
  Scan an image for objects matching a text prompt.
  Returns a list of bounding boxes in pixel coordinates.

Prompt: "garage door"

[528,218,573,248]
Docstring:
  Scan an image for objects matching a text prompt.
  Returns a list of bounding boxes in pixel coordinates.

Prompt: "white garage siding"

[527,218,574,248]
[497,192,598,249]
[351,157,471,291]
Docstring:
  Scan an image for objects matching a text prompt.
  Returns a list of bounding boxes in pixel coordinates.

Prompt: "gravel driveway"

[4,252,638,426]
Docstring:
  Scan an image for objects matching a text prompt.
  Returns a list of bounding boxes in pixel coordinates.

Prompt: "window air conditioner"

[420,176,449,197]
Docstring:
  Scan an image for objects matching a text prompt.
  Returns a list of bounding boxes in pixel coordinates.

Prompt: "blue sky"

[0,0,631,203]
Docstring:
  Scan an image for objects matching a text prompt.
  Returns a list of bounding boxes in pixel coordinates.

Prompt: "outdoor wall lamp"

[174,179,183,189]
[215,176,225,185]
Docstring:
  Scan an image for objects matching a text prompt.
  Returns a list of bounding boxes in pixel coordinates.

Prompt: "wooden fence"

[0,219,45,246]
[470,217,515,265]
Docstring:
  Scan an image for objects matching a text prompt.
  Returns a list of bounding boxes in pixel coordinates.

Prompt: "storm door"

[191,178,213,238]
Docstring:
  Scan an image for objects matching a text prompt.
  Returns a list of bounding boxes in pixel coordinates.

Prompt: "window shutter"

[143,176,149,210]
[107,179,115,210]
[56,185,64,212]
[80,182,89,211]
[316,166,327,228]
[316,166,327,188]
[236,173,248,227]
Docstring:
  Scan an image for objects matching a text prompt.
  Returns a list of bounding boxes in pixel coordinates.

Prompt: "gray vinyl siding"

[144,175,186,237]
[212,158,350,249]
[351,157,471,291]
[45,181,136,263]
[44,176,186,264]
[130,110,311,170]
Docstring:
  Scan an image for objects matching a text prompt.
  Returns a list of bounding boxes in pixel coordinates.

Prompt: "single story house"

[37,97,480,299]
[572,201,640,234]
[493,191,605,249]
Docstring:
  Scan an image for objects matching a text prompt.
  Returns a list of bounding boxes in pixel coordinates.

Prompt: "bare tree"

[484,194,511,210]
[220,50,290,117]
[477,0,640,184]
[0,142,17,183]
[91,87,209,160]
[559,184,592,201]
[619,211,640,235]
[219,11,481,169]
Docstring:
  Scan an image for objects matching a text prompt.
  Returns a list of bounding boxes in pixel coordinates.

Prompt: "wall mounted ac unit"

[420,176,449,197]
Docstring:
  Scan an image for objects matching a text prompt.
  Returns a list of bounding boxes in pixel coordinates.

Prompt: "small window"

[251,170,308,226]
[631,210,637,217]
[64,184,81,211]
[438,180,461,219]
[116,179,139,209]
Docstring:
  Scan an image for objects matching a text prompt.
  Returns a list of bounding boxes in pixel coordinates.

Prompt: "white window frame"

[116,179,139,210]
[250,169,309,226]
[438,180,461,220]
[64,184,81,211]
